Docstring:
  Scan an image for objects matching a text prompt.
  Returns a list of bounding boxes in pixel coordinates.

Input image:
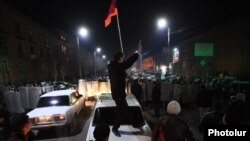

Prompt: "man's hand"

[137,40,142,54]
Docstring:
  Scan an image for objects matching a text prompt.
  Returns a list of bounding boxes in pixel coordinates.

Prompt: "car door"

[71,93,82,115]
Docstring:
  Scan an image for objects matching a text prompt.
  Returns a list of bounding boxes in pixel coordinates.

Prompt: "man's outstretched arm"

[123,40,142,69]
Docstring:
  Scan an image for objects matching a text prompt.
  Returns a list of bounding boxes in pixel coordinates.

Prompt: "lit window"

[60,35,66,41]
[61,45,67,54]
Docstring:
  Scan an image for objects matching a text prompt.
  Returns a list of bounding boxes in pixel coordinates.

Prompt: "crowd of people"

[0,107,34,141]
[1,39,249,140]
[102,40,250,140]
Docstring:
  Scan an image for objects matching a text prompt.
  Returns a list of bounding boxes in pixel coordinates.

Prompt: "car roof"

[41,89,77,97]
[95,93,141,108]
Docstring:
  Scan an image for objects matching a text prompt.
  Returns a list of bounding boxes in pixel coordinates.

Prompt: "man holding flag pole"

[105,0,144,137]
[107,40,143,137]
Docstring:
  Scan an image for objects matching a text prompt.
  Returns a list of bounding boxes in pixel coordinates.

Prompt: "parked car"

[27,89,85,132]
[86,93,152,141]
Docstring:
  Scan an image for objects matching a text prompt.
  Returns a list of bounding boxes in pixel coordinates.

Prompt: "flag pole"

[116,14,124,53]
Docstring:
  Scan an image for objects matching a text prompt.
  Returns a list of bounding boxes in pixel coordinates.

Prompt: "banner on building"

[194,42,214,57]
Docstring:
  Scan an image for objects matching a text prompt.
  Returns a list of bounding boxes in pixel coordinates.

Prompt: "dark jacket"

[225,101,248,124]
[152,83,161,102]
[199,111,224,133]
[107,53,139,98]
[131,80,142,101]
[152,115,195,141]
[196,89,213,108]
[7,131,34,141]
[0,108,11,140]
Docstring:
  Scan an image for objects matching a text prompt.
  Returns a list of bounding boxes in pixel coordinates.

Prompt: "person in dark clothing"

[152,101,195,141]
[223,93,248,125]
[131,79,142,105]
[0,104,11,140]
[196,85,213,120]
[152,81,161,118]
[199,102,224,133]
[107,40,142,137]
[7,113,34,141]
[93,124,110,141]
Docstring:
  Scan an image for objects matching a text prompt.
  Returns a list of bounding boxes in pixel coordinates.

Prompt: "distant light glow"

[169,64,172,69]
[102,55,106,59]
[173,48,179,63]
[79,27,88,37]
[96,47,101,53]
[50,100,58,105]
[157,18,168,29]
[160,65,167,75]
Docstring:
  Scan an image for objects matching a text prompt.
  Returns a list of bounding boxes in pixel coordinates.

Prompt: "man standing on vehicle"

[107,40,142,137]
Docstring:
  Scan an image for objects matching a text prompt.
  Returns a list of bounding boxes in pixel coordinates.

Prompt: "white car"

[27,89,85,131]
[86,93,152,141]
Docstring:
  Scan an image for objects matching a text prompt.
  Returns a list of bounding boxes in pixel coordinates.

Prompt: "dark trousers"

[112,96,134,130]
[153,100,161,117]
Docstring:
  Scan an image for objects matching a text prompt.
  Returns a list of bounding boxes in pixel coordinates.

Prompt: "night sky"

[5,0,250,60]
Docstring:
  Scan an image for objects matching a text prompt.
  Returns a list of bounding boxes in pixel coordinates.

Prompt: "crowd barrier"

[1,85,53,114]
[135,81,200,104]
[78,79,111,99]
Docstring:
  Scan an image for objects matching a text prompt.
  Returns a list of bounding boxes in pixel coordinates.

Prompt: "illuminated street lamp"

[94,47,101,78]
[102,55,106,59]
[157,18,168,29]
[77,27,88,78]
[157,17,170,71]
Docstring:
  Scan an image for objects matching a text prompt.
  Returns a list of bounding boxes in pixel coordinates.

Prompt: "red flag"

[105,0,118,27]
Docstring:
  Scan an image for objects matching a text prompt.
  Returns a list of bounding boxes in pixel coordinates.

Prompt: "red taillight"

[59,115,65,120]
[53,114,66,121]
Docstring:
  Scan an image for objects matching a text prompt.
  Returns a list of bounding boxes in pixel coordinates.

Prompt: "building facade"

[0,4,78,84]
[172,17,250,79]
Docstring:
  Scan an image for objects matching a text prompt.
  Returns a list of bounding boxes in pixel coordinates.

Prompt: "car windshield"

[37,96,70,107]
[92,106,145,126]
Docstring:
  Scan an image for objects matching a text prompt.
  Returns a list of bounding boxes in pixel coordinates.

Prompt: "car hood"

[27,106,71,118]
[87,125,151,141]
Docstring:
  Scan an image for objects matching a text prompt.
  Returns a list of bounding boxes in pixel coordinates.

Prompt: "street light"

[94,47,101,79]
[102,55,106,59]
[77,27,88,78]
[157,17,170,71]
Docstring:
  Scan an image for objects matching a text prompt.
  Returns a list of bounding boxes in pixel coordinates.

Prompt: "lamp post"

[77,27,88,78]
[157,18,170,71]
[94,47,101,79]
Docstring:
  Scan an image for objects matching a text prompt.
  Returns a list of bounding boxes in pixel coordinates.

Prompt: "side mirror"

[77,95,83,98]
[75,92,83,98]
